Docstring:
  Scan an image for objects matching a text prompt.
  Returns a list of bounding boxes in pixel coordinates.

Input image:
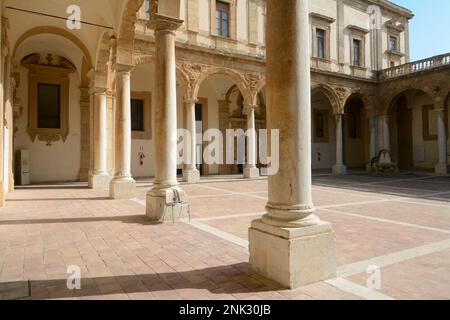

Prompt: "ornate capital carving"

[147,14,183,32]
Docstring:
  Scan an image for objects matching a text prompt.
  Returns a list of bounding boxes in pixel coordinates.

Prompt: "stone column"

[367,116,377,171]
[435,108,448,175]
[146,14,188,222]
[249,0,336,289]
[244,104,259,179]
[379,115,391,151]
[182,98,200,183]
[109,65,136,199]
[89,88,110,189]
[332,113,347,175]
[79,87,90,182]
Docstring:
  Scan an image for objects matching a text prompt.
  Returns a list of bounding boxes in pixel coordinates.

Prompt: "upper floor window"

[316,29,325,59]
[353,39,362,66]
[310,13,334,62]
[215,1,230,37]
[389,36,398,52]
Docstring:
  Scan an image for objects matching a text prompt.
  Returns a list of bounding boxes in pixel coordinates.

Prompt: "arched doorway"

[13,30,92,184]
[343,95,368,169]
[389,89,436,171]
[311,87,337,170]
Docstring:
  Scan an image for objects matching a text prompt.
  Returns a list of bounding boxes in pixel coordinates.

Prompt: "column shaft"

[381,116,391,151]
[244,105,259,179]
[109,67,136,199]
[89,89,110,189]
[332,114,347,175]
[367,116,377,171]
[183,99,200,182]
[435,109,448,175]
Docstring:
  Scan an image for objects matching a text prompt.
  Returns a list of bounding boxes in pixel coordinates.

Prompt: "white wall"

[14,67,82,183]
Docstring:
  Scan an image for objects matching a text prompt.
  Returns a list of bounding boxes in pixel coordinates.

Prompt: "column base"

[182,169,200,183]
[435,163,448,175]
[146,186,189,223]
[88,173,110,189]
[109,177,136,199]
[249,219,336,289]
[244,166,260,179]
[332,164,347,175]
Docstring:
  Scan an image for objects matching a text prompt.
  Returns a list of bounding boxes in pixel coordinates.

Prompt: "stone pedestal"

[146,186,189,222]
[182,169,200,183]
[110,177,136,200]
[435,163,448,175]
[244,166,260,179]
[89,173,110,189]
[332,164,347,175]
[249,219,336,288]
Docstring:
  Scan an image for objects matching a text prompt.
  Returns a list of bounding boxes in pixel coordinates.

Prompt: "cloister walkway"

[0,173,449,300]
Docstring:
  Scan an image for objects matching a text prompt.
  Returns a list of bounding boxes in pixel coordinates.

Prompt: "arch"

[93,31,115,89]
[311,84,341,114]
[381,86,434,116]
[12,26,93,69]
[195,67,252,105]
[132,54,190,90]
[118,0,145,43]
[343,90,374,113]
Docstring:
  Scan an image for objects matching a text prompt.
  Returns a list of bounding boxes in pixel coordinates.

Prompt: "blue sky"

[392,0,450,61]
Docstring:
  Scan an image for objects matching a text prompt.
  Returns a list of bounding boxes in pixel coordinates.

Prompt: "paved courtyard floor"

[0,172,449,300]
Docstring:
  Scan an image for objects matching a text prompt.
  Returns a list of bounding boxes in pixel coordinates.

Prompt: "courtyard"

[0,172,449,300]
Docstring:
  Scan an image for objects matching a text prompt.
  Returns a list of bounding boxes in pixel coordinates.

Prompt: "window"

[215,1,230,37]
[390,61,396,68]
[22,53,74,145]
[353,39,362,66]
[37,84,61,129]
[130,92,152,140]
[313,110,329,143]
[131,99,145,132]
[316,29,325,59]
[389,36,398,52]
[310,13,335,63]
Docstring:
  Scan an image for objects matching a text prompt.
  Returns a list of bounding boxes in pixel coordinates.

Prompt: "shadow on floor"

[312,172,450,201]
[0,215,161,226]
[0,263,284,300]
[6,197,111,202]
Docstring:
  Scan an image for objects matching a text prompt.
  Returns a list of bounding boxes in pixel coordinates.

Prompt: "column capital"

[113,63,133,74]
[243,104,257,115]
[183,98,198,105]
[89,86,107,96]
[147,14,183,33]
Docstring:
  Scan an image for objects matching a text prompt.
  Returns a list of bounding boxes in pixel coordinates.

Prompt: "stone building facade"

[0,0,448,208]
